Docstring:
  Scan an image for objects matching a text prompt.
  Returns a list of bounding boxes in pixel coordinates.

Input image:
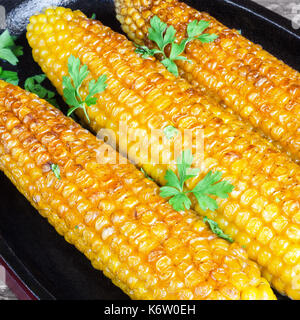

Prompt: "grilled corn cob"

[115,0,300,163]
[26,7,300,299]
[0,80,277,300]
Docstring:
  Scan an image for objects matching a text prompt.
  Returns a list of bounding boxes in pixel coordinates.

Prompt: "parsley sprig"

[135,16,218,76]
[203,216,233,242]
[163,125,178,139]
[25,74,58,107]
[51,164,61,180]
[0,30,23,66]
[0,67,19,85]
[160,150,234,212]
[62,55,107,122]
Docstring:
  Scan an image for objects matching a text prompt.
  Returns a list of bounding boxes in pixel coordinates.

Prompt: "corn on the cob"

[26,7,300,299]
[0,80,277,300]
[115,0,300,163]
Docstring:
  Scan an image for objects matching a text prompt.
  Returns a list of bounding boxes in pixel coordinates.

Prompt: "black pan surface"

[0,0,298,300]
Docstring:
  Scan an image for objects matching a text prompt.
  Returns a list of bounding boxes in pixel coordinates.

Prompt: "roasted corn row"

[115,0,300,163]
[27,8,300,299]
[0,80,277,300]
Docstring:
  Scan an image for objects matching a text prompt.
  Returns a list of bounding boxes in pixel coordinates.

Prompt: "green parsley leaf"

[177,149,198,187]
[0,67,19,85]
[0,49,19,66]
[12,45,23,57]
[63,76,79,107]
[135,16,180,75]
[161,58,179,76]
[135,16,218,76]
[51,164,61,180]
[148,15,169,50]
[203,216,233,242]
[186,20,218,44]
[164,125,179,139]
[196,33,219,43]
[162,25,177,48]
[63,54,107,122]
[160,186,181,198]
[24,74,58,107]
[169,40,187,61]
[0,31,15,48]
[86,75,108,102]
[192,171,234,197]
[194,192,218,211]
[192,171,234,211]
[0,30,23,65]
[187,20,210,38]
[160,150,234,213]
[164,169,181,190]
[135,45,157,58]
[169,193,191,211]
[90,13,96,19]
[160,151,196,211]
[67,55,89,93]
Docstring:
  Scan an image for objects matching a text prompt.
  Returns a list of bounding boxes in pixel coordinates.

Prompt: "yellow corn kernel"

[25,7,300,299]
[0,80,278,300]
[115,0,300,164]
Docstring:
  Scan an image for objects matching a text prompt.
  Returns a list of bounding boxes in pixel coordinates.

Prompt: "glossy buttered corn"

[0,80,276,300]
[26,8,300,299]
[115,0,300,163]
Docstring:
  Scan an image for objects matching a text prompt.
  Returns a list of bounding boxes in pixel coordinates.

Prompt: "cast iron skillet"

[0,0,299,300]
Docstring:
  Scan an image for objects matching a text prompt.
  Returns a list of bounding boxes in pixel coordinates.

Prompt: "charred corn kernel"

[0,81,276,300]
[115,0,300,163]
[26,8,299,299]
